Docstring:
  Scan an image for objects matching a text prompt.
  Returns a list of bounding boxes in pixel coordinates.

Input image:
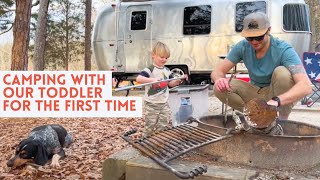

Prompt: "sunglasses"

[245,32,267,42]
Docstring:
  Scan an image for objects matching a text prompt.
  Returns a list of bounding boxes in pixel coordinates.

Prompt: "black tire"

[168,66,190,85]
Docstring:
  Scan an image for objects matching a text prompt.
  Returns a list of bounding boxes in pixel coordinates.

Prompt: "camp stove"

[122,124,232,179]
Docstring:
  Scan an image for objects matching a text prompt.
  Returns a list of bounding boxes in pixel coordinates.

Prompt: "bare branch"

[32,0,40,7]
[3,7,15,12]
[1,0,39,12]
[0,25,13,35]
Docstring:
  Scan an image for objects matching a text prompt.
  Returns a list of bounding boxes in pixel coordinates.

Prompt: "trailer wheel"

[169,66,190,85]
[200,80,208,85]
[170,67,185,78]
[190,75,211,85]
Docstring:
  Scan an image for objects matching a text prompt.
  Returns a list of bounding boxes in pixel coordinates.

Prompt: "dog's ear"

[16,139,30,153]
[34,142,48,165]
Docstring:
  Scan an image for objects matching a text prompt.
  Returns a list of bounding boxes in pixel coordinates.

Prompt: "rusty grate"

[122,124,232,179]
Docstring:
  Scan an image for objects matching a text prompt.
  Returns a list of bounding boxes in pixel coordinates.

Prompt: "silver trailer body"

[93,0,311,83]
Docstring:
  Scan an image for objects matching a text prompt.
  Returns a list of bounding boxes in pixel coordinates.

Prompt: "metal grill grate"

[122,124,232,179]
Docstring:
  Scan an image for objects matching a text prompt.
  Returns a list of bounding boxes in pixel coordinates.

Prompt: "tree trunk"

[305,0,320,50]
[33,0,49,71]
[11,0,32,71]
[84,0,92,71]
[65,2,69,71]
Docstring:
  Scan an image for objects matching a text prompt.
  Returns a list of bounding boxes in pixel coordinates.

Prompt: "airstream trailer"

[92,0,311,84]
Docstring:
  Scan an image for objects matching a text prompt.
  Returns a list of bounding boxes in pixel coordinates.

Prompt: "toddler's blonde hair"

[152,41,170,58]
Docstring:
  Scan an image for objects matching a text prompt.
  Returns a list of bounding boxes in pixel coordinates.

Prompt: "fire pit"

[122,114,320,179]
[197,114,320,170]
[122,125,232,179]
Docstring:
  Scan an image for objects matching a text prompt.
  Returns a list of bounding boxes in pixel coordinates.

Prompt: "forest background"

[0,0,112,71]
[0,0,319,71]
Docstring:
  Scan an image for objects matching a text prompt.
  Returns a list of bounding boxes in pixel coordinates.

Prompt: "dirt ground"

[0,90,319,179]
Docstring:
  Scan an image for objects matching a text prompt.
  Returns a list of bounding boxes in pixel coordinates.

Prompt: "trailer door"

[124,5,152,72]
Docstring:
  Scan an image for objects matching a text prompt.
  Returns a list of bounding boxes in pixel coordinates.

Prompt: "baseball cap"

[240,12,270,37]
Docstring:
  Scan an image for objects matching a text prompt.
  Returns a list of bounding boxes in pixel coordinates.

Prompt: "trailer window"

[131,11,147,30]
[235,1,266,32]
[283,4,310,32]
[183,5,211,35]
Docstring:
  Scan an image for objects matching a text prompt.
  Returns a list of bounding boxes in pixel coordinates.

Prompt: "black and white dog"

[7,124,72,168]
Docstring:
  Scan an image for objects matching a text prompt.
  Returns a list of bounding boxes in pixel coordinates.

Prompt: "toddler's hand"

[183,74,188,81]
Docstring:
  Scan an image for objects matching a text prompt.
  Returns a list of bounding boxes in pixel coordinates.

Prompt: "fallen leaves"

[0,117,144,179]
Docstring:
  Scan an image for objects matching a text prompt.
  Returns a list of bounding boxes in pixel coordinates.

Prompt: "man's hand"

[267,99,279,107]
[267,96,281,107]
[214,78,232,92]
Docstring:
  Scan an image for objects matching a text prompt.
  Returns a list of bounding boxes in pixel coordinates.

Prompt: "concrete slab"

[103,146,257,180]
[102,147,140,180]
[126,155,257,180]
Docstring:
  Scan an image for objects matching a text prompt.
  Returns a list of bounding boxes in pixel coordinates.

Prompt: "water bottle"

[176,97,193,125]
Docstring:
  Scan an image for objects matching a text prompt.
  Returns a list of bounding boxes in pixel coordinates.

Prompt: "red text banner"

[0,71,142,117]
